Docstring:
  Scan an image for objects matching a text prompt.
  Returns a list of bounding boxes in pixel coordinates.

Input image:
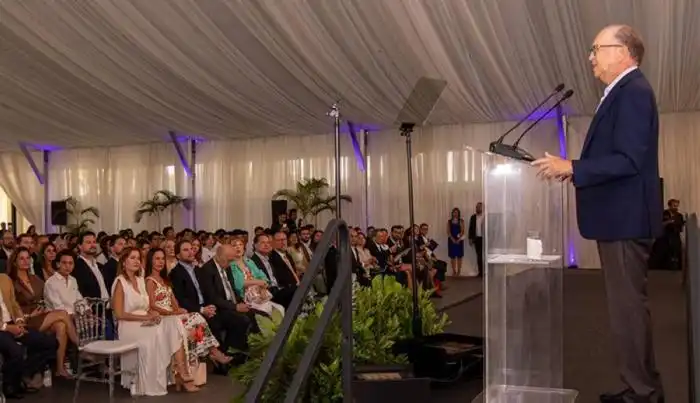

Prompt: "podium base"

[471,385,578,403]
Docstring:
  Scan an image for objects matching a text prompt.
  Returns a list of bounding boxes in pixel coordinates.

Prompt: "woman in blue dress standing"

[447,207,465,276]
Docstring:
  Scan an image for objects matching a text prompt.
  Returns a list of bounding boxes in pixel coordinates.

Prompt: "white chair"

[72,298,139,403]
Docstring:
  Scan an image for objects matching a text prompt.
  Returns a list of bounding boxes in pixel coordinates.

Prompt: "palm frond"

[79,218,96,227]
[181,197,192,210]
[138,200,160,210]
[80,206,100,217]
[155,189,177,201]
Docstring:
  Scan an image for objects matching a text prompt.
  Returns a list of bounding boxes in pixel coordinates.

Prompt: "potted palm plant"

[58,196,100,234]
[273,178,352,226]
[134,190,191,228]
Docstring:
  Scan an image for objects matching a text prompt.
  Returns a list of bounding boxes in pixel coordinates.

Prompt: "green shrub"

[231,275,450,402]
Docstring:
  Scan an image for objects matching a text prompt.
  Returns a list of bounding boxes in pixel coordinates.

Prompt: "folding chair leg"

[72,357,83,403]
[108,355,115,403]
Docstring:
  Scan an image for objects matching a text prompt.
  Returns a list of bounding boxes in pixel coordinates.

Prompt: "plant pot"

[393,333,484,383]
[352,364,431,402]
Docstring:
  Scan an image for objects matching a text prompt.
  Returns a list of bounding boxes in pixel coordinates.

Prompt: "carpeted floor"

[17,270,689,403]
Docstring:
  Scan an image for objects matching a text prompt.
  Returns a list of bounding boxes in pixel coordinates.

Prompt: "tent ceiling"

[0,0,698,150]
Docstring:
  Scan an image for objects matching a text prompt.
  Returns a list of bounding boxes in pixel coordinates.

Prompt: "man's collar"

[604,65,638,97]
[179,260,195,269]
[80,254,96,264]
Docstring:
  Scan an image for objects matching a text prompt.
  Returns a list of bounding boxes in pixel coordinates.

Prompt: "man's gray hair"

[614,25,645,65]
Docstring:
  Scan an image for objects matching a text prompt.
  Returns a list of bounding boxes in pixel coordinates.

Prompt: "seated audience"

[112,247,197,395]
[44,250,83,315]
[286,232,309,274]
[229,239,285,317]
[144,247,232,367]
[33,242,57,282]
[0,271,57,398]
[170,241,253,358]
[9,247,79,378]
[250,234,296,307]
[100,235,125,293]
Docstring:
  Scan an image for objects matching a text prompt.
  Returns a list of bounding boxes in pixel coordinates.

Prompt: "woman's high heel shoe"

[174,362,195,383]
[175,373,200,393]
[209,348,233,365]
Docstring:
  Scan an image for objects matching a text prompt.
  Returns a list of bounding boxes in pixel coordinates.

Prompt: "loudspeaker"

[51,200,68,226]
[271,200,288,225]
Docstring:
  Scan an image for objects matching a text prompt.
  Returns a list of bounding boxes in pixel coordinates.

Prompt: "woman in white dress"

[112,247,198,396]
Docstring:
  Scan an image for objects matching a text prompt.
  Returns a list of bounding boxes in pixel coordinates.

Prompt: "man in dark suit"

[533,25,663,403]
[249,234,296,307]
[169,240,252,357]
[100,235,125,293]
[467,204,485,276]
[72,232,110,300]
[269,231,300,289]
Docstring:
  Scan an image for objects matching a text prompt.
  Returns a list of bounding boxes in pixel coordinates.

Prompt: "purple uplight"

[556,109,577,267]
[26,144,63,151]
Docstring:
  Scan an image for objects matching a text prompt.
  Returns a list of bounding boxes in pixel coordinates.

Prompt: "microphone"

[491,83,565,147]
[512,89,574,148]
[491,89,574,162]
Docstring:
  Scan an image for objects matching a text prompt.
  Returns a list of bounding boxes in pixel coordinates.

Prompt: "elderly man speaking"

[532,25,664,403]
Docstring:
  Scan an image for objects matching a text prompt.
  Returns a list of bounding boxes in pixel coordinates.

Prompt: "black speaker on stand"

[271,200,288,226]
[51,200,68,227]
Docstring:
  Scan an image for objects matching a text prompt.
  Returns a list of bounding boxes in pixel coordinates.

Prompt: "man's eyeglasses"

[589,44,624,55]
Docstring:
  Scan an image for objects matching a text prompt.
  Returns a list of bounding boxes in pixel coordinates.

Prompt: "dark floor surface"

[17,270,689,403]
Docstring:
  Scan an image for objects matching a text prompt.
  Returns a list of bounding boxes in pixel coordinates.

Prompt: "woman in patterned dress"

[143,248,232,366]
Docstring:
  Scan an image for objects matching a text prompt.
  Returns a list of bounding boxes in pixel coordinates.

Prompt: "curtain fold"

[0,0,698,148]
[0,151,44,231]
[48,143,186,233]
[195,134,365,232]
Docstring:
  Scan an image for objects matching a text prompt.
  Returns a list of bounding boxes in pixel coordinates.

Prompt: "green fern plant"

[273,178,352,226]
[134,189,191,228]
[58,196,99,235]
[231,276,449,402]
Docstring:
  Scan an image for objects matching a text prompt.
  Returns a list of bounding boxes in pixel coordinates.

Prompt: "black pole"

[400,123,421,337]
[191,139,197,229]
[686,213,697,403]
[10,203,17,236]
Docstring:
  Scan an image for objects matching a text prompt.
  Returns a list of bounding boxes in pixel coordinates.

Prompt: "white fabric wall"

[0,151,45,231]
[47,144,191,233]
[194,134,366,231]
[0,112,697,269]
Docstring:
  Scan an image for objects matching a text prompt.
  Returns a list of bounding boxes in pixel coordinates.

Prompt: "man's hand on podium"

[532,152,573,181]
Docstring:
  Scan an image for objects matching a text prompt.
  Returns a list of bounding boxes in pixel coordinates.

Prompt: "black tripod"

[400,122,422,338]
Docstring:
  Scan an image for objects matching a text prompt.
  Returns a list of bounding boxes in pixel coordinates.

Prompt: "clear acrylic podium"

[472,152,578,403]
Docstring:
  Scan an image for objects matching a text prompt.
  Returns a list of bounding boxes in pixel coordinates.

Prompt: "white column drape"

[195,134,365,232]
[0,151,44,231]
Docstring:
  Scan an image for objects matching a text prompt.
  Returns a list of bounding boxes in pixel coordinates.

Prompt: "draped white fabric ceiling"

[1,0,699,150]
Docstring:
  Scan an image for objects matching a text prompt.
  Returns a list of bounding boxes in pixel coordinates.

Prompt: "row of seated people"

[0,231,305,398]
[0,221,444,398]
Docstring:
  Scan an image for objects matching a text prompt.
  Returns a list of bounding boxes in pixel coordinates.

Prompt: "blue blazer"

[572,69,662,241]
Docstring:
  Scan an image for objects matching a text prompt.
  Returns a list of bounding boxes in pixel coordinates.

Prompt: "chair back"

[74,298,110,346]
